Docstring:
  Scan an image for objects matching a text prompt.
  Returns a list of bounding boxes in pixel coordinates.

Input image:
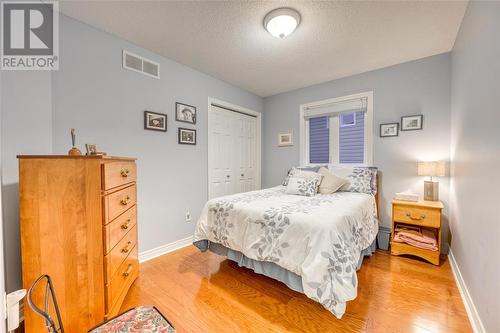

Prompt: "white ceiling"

[60,1,467,97]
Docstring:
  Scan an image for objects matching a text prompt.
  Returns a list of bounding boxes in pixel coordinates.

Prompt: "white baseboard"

[139,235,194,263]
[448,249,486,333]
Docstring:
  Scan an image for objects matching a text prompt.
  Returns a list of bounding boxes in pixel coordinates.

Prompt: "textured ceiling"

[60,1,467,97]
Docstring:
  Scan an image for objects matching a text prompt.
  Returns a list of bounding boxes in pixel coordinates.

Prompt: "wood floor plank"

[121,246,472,333]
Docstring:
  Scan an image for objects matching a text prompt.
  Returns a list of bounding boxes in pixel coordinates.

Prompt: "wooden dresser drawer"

[104,185,137,224]
[393,205,440,228]
[103,206,137,254]
[104,224,137,281]
[103,161,137,190]
[105,245,139,315]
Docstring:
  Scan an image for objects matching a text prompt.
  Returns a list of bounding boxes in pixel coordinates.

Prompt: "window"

[340,112,356,127]
[300,92,373,166]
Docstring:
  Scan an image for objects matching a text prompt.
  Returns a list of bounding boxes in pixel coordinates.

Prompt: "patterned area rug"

[88,306,175,333]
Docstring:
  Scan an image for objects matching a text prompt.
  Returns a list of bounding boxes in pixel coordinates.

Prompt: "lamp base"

[424,181,439,201]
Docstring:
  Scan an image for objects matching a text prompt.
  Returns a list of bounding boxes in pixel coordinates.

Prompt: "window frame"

[299,91,373,166]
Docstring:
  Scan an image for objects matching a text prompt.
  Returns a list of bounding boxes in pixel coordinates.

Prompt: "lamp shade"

[417,161,445,177]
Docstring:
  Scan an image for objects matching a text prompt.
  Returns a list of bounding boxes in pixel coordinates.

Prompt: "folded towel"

[394,229,438,252]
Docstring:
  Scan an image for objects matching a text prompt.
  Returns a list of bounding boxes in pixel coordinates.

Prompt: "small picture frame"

[178,127,196,145]
[85,144,97,155]
[175,102,196,124]
[380,123,399,137]
[144,111,167,132]
[401,115,423,131]
[278,132,293,146]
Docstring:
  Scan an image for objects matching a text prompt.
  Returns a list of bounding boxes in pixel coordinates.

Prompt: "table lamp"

[417,161,445,201]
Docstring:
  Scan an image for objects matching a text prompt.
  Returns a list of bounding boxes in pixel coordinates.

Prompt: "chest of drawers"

[18,155,139,332]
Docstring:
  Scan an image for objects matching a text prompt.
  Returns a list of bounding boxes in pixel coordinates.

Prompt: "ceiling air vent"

[122,50,160,79]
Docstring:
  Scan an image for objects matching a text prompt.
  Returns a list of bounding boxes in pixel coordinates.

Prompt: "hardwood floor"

[121,246,472,333]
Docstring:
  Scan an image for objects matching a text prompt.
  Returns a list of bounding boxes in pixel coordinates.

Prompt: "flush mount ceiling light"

[264,7,301,39]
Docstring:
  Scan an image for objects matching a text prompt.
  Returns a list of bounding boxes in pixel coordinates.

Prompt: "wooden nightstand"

[391,199,444,265]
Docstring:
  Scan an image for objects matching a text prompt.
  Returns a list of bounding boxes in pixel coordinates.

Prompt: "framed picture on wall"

[178,127,196,145]
[175,102,197,124]
[144,111,167,132]
[278,132,293,146]
[380,123,399,137]
[401,115,423,131]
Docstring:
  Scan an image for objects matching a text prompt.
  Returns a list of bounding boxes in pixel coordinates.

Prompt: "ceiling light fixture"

[264,7,301,39]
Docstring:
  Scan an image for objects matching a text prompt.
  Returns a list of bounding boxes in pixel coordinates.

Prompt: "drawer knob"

[120,169,130,178]
[121,219,131,230]
[122,264,133,277]
[121,241,132,253]
[120,196,131,206]
[406,212,426,220]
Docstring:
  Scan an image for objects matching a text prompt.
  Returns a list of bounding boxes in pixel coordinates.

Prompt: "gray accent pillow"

[282,165,327,186]
[285,177,319,197]
[339,167,375,194]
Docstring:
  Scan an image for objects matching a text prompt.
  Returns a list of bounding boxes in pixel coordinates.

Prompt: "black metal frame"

[178,127,196,145]
[27,274,65,333]
[379,122,399,137]
[144,110,168,132]
[175,102,197,124]
[400,114,423,131]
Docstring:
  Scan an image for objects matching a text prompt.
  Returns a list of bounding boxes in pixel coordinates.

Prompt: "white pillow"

[283,168,323,189]
[285,177,320,197]
[318,167,347,194]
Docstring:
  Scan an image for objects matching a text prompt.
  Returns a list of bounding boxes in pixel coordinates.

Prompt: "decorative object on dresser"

[18,155,139,333]
[144,111,167,131]
[278,132,293,146]
[68,128,82,156]
[391,199,443,265]
[401,114,423,131]
[85,143,97,155]
[417,161,445,201]
[379,122,399,137]
[175,102,196,124]
[178,127,196,145]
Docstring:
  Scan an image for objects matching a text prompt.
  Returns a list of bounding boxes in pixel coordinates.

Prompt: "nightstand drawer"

[393,205,440,228]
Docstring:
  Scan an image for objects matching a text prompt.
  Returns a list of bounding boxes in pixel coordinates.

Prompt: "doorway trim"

[207,97,261,199]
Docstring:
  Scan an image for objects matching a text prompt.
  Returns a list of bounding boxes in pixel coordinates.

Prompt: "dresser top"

[17,155,136,161]
[392,199,444,209]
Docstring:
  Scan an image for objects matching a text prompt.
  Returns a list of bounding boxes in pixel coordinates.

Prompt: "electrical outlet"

[185,211,191,223]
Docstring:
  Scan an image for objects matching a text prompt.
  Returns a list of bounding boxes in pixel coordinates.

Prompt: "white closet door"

[209,106,257,198]
[236,114,256,193]
[209,106,234,198]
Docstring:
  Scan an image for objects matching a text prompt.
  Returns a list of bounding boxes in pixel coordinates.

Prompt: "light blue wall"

[1,14,263,292]
[262,54,452,237]
[450,2,500,331]
[53,15,263,254]
[1,71,53,292]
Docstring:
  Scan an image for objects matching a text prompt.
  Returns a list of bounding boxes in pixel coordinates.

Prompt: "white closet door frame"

[207,97,261,199]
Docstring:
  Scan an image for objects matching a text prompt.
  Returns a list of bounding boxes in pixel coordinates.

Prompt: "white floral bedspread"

[193,186,378,318]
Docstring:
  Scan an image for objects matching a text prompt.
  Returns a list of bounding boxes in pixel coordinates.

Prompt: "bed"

[193,171,379,319]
